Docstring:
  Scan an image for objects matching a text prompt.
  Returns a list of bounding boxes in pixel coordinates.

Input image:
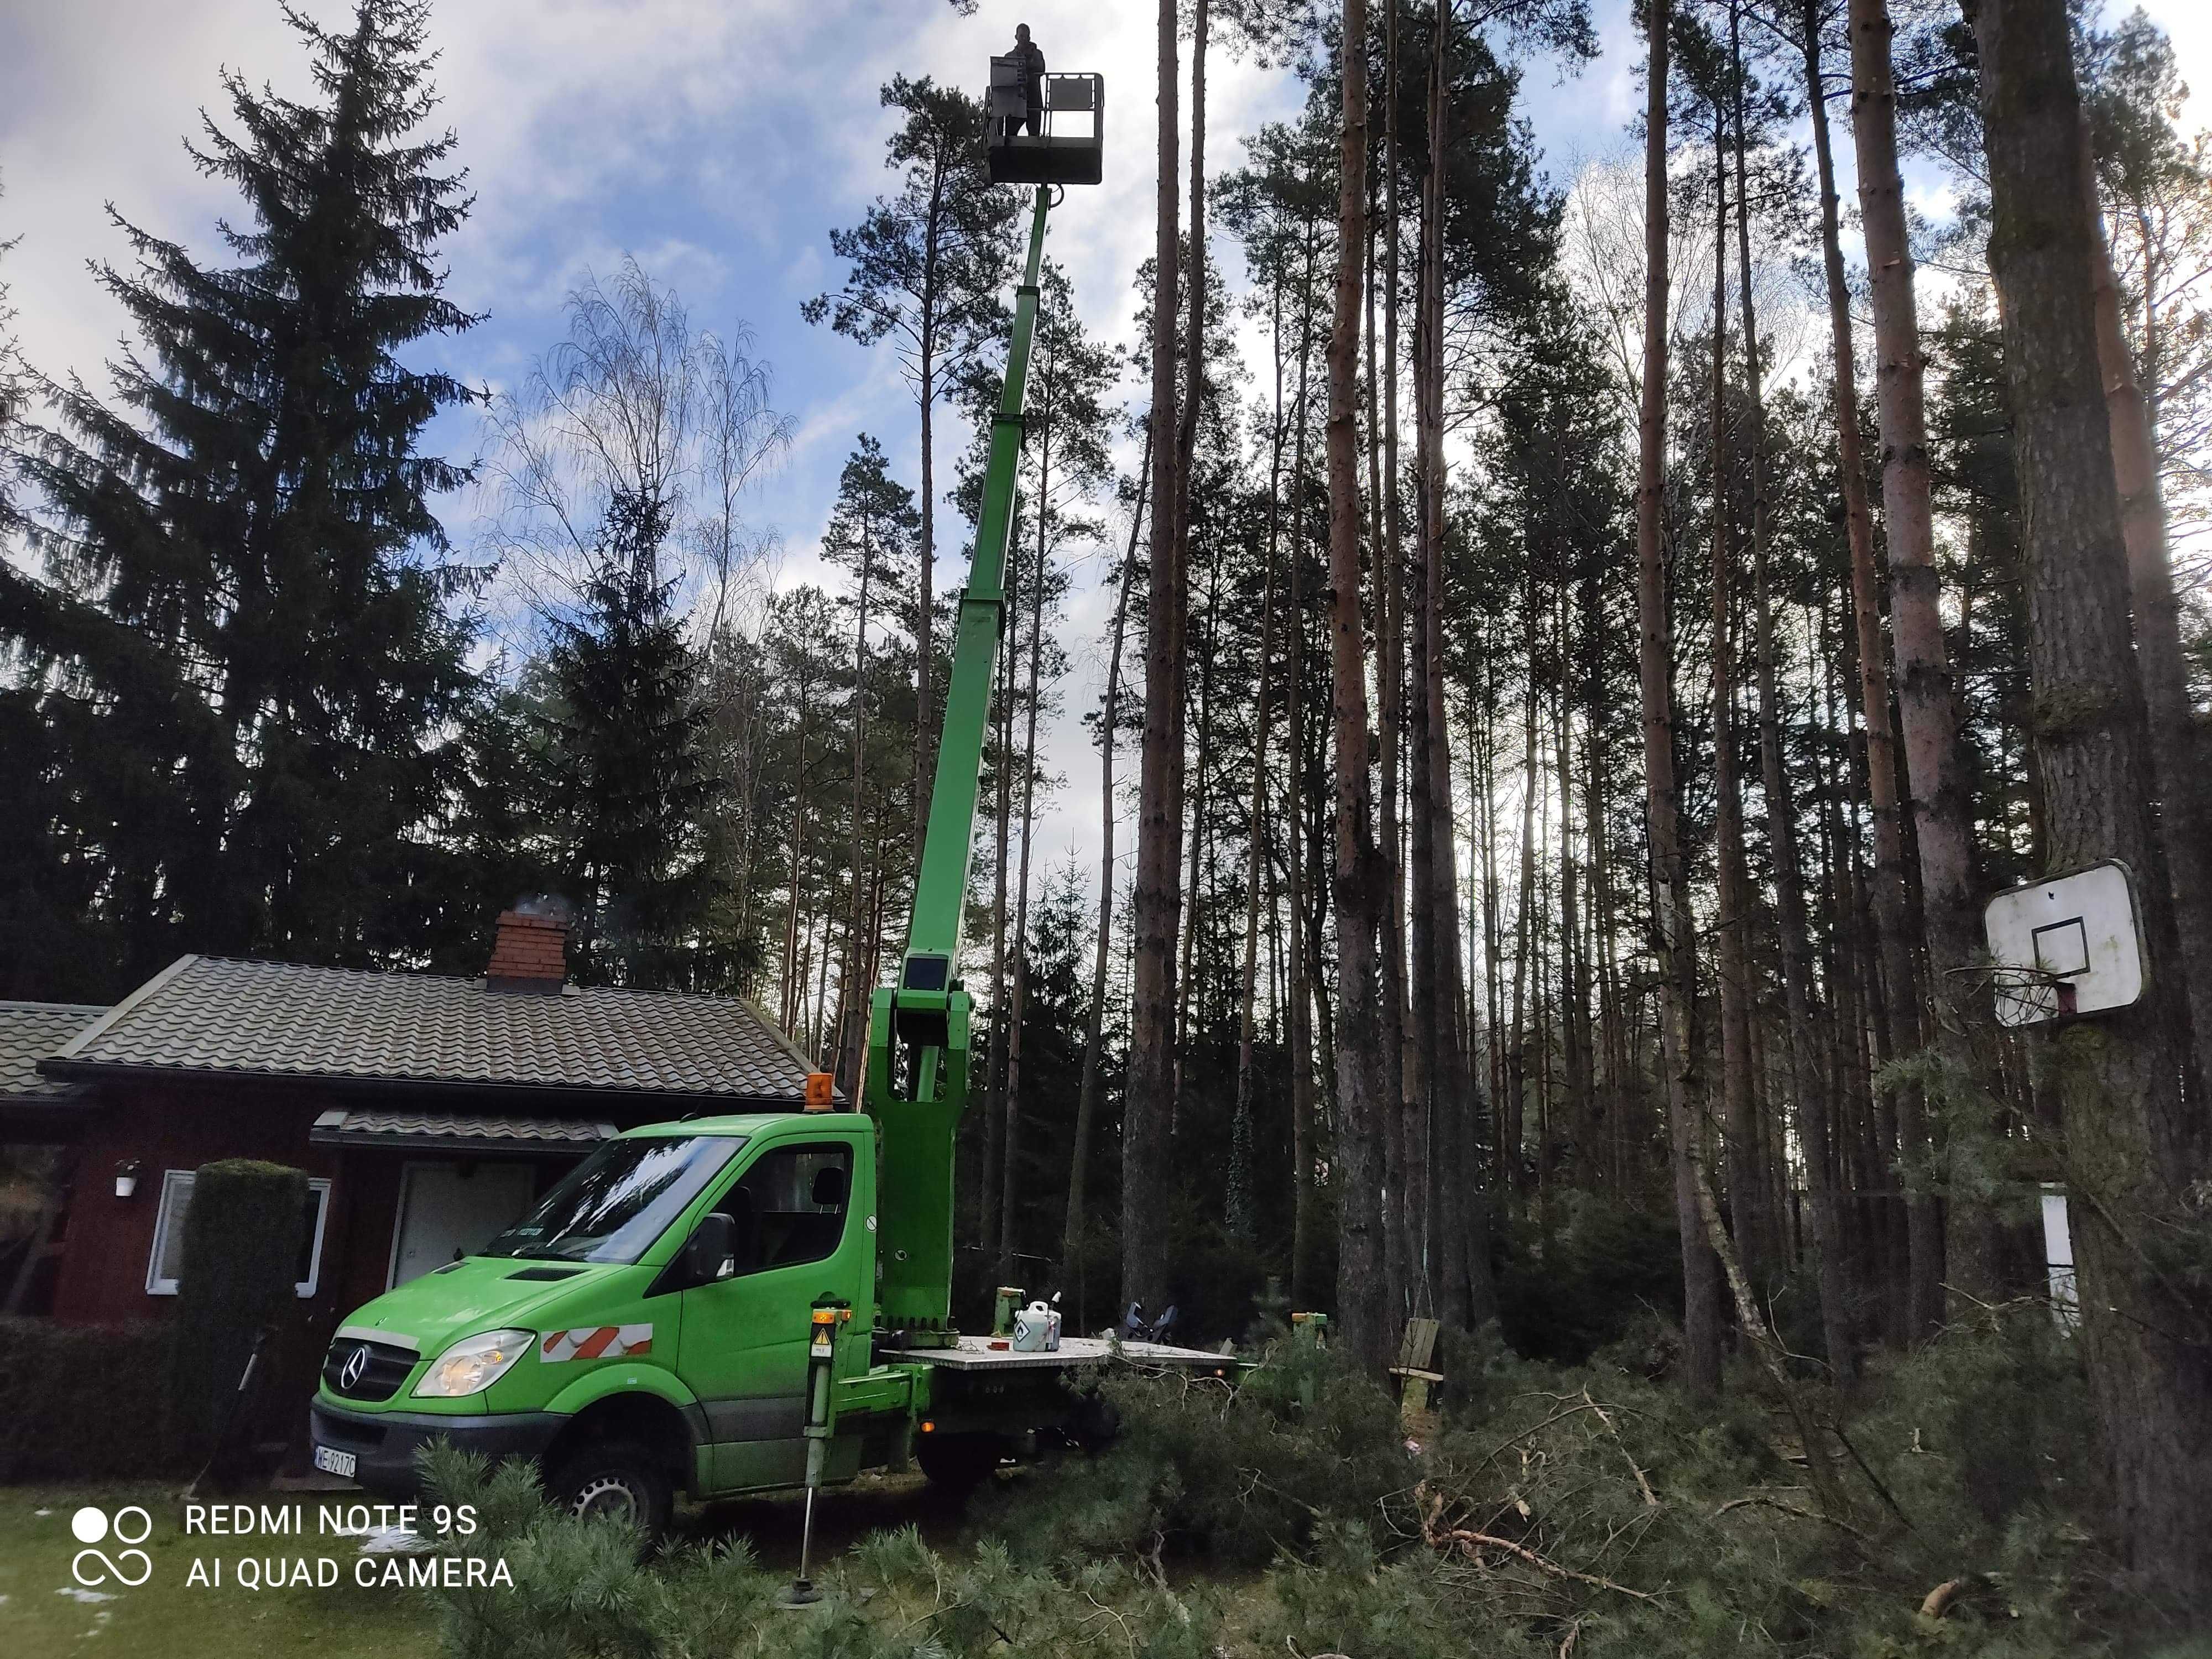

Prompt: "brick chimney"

[486,902,571,993]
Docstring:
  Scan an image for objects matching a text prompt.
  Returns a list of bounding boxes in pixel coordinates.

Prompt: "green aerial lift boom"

[866,184,1044,1346]
[868,57,1109,1345]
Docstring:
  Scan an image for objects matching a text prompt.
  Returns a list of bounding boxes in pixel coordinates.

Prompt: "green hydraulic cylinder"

[866,185,1052,1343]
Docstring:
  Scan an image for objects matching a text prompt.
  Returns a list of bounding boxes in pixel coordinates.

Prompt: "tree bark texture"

[2078,122,2212,1097]
[1327,0,1391,1375]
[1636,0,1723,1396]
[1802,0,1916,1354]
[1848,0,1971,1331]
[1708,112,1766,1292]
[1740,8,1852,1380]
[1975,0,2212,1599]
[1421,0,1490,1328]
[1068,429,1149,1320]
[1123,0,1184,1317]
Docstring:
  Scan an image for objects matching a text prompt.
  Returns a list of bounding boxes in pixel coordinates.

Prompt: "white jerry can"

[1011,1299,1062,1353]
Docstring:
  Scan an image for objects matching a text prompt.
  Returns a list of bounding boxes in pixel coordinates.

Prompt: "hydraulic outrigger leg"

[865,185,1053,1347]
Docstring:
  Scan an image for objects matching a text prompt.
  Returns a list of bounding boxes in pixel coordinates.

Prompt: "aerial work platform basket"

[987,62,1103,187]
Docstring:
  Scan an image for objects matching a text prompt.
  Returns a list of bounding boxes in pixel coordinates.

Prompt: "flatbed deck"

[892,1334,1237,1373]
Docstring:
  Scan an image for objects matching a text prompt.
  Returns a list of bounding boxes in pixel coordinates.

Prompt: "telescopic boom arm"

[865,185,1052,1344]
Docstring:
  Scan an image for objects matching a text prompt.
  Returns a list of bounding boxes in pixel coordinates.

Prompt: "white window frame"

[145,1169,333,1298]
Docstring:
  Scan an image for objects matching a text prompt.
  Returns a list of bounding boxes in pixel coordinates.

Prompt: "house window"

[145,1170,333,1298]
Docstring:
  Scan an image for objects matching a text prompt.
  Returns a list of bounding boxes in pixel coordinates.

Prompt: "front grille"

[322,1337,418,1403]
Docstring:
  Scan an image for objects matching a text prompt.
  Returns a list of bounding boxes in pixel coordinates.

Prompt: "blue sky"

[4,0,2206,879]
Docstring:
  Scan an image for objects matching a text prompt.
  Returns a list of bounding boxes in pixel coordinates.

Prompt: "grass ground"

[0,1485,439,1659]
[0,1471,982,1659]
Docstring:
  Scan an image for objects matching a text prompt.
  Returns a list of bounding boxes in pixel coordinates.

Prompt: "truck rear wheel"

[915,1431,1002,1493]
[547,1439,673,1542]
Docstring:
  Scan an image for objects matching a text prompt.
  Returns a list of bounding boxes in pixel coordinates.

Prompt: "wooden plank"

[1396,1316,1439,1370]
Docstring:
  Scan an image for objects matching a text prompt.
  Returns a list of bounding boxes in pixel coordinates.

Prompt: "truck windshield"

[483,1135,743,1264]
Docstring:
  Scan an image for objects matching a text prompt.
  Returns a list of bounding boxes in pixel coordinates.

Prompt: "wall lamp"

[114,1159,142,1200]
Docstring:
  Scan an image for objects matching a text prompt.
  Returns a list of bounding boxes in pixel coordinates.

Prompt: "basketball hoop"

[1945,962,2079,1027]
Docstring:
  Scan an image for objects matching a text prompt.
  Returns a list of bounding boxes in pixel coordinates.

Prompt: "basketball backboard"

[1982,860,2146,1027]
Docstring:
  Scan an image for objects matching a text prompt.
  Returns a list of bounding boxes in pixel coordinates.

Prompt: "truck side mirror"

[686,1212,737,1285]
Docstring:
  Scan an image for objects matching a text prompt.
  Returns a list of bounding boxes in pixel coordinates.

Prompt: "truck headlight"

[413,1329,533,1398]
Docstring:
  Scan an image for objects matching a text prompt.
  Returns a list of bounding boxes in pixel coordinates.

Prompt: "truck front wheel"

[915,1431,1002,1493]
[547,1440,673,1541]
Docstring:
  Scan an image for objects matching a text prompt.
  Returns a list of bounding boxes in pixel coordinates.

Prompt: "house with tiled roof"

[0,910,824,1337]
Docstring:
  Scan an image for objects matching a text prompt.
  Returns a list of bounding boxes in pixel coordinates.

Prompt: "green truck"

[306,70,1211,1533]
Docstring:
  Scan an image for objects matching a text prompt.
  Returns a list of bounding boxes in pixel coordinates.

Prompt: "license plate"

[312,1444,357,1479]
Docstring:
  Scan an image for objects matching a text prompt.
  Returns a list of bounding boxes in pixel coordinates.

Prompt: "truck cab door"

[676,1138,863,1493]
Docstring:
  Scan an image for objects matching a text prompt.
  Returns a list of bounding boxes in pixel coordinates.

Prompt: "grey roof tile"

[48,957,822,1102]
[0,1001,109,1098]
[311,1108,615,1144]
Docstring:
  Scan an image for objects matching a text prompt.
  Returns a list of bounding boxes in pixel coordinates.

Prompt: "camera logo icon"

[70,1505,154,1588]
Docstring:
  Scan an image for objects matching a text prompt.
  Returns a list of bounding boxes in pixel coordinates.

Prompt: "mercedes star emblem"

[338,1344,368,1391]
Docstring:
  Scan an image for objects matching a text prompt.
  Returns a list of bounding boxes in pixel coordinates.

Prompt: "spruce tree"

[0,168,22,532]
[9,0,482,990]
[540,489,723,992]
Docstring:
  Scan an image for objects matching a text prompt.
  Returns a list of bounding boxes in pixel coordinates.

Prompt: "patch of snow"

[356,1526,429,1555]
[55,1587,117,1603]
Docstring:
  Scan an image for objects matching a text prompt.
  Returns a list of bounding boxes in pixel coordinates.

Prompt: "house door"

[388,1162,539,1287]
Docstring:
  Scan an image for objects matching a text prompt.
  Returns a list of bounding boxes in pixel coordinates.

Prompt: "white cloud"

[11,0,2211,905]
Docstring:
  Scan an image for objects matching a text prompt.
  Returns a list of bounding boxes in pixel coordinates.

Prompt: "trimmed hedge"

[0,1317,179,1480]
[163,1159,309,1469]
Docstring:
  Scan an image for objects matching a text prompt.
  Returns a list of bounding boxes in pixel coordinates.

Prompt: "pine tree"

[820,434,919,1088]
[9,0,481,992]
[803,77,1019,848]
[540,490,723,991]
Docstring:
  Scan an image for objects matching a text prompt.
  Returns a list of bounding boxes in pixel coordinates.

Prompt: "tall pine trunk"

[839,524,875,1094]
[999,479,1048,1284]
[1420,0,1488,1324]
[1372,177,1414,1324]
[1407,0,1446,1317]
[1637,0,1722,1395]
[1975,0,2212,1595]
[916,326,936,845]
[1123,0,1185,1317]
[1738,7,1850,1378]
[2078,125,2212,1093]
[1850,0,1986,1323]
[1066,429,1149,1320]
[1328,0,1391,1373]
[1233,301,1286,1240]
[1287,259,1323,1310]
[981,582,1016,1253]
[1171,0,1212,1118]
[1708,111,1766,1291]
[1802,0,1914,1350]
